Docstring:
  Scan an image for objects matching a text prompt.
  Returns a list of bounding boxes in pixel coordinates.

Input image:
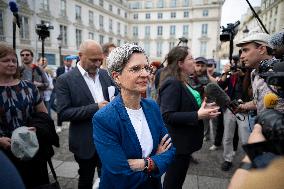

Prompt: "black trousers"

[74,152,101,189]
[163,154,191,189]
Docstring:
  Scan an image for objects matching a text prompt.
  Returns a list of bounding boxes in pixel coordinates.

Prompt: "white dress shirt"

[126,107,153,158]
[77,63,105,103]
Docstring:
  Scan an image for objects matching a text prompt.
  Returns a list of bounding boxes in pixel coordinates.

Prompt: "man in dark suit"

[56,40,118,189]
[53,56,74,132]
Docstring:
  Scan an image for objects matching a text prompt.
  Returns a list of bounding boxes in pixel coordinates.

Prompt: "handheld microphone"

[9,0,20,28]
[263,93,279,109]
[204,83,244,120]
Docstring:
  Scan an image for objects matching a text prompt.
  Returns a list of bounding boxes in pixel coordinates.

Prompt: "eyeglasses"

[127,65,153,74]
[20,53,31,57]
[207,64,214,68]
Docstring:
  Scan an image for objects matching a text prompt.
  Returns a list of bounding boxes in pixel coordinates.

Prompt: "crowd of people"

[0,30,284,189]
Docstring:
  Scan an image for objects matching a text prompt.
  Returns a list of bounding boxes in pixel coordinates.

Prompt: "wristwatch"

[143,158,148,171]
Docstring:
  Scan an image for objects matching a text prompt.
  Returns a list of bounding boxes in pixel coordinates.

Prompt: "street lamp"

[243,26,250,35]
[57,34,63,67]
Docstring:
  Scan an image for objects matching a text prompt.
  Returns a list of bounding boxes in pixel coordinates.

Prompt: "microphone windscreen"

[273,61,284,72]
[204,83,231,108]
[9,0,18,13]
[263,92,279,109]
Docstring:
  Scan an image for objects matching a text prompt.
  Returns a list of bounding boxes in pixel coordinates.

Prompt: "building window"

[75,29,82,49]
[0,10,4,39]
[144,42,150,56]
[88,0,94,3]
[124,25,128,36]
[184,11,189,17]
[145,1,152,9]
[201,24,208,36]
[99,0,104,7]
[203,10,208,16]
[275,6,278,15]
[42,0,49,11]
[183,0,189,6]
[117,8,121,15]
[133,13,138,19]
[133,26,138,37]
[109,37,113,42]
[131,2,141,9]
[171,12,176,18]
[60,0,66,16]
[157,42,162,57]
[89,32,94,39]
[20,16,29,39]
[158,13,163,19]
[145,26,150,37]
[109,18,113,32]
[60,25,67,46]
[169,42,175,50]
[200,42,207,57]
[109,4,112,11]
[99,15,104,28]
[170,25,176,36]
[170,0,176,8]
[117,39,121,46]
[117,22,121,35]
[146,13,150,19]
[183,25,189,36]
[75,5,81,20]
[157,0,164,8]
[125,12,127,18]
[89,11,94,25]
[157,26,163,36]
[99,35,104,44]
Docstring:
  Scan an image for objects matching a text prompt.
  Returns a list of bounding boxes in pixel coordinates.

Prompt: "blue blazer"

[93,95,175,189]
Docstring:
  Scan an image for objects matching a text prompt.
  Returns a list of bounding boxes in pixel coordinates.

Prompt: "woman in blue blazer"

[158,46,220,189]
[92,43,175,189]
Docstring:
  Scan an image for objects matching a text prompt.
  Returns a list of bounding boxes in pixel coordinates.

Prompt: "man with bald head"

[56,40,118,189]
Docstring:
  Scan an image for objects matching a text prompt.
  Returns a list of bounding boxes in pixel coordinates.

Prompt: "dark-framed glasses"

[20,53,31,57]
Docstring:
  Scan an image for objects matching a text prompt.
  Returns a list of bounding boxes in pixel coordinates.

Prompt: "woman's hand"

[198,99,220,120]
[156,134,172,155]
[0,137,11,150]
[127,159,145,172]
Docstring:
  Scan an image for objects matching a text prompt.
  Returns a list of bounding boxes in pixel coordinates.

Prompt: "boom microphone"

[263,93,279,109]
[204,83,244,120]
[9,0,20,28]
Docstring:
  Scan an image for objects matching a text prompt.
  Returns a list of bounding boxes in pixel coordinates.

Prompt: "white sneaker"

[92,178,100,189]
[56,126,62,133]
[209,145,219,151]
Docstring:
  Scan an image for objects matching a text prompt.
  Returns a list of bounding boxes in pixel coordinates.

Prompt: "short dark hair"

[102,43,116,56]
[20,49,34,57]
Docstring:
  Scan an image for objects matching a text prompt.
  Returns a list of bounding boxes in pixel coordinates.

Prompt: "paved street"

[51,120,244,189]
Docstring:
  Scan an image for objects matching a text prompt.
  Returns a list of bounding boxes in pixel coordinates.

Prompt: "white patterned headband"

[106,43,149,74]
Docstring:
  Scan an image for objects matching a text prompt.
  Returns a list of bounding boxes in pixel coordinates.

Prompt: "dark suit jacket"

[56,66,73,78]
[157,77,204,155]
[56,67,118,159]
[93,95,175,189]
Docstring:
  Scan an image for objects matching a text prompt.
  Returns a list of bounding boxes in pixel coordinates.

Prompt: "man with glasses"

[20,49,48,97]
[56,40,118,189]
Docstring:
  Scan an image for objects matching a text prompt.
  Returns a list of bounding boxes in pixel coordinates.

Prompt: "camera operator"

[269,31,284,61]
[218,56,251,171]
[228,124,284,189]
[235,33,284,113]
[229,61,284,189]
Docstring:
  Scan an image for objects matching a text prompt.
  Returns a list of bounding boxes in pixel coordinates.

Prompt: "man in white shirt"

[56,40,118,189]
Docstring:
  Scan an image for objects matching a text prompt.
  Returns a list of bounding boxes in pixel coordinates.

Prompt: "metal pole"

[41,38,45,59]
[59,46,63,67]
[13,22,16,50]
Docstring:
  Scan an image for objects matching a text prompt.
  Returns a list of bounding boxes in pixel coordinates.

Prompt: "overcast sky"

[221,0,262,26]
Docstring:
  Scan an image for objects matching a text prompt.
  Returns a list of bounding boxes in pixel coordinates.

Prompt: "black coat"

[157,77,204,155]
[28,112,59,160]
